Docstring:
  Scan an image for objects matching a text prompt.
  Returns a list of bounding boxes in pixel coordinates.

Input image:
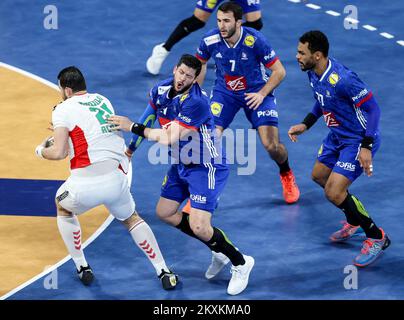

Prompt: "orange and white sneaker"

[279,170,300,204]
[182,199,191,214]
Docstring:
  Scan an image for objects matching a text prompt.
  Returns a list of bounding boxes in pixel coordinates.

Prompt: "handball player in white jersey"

[35,66,177,290]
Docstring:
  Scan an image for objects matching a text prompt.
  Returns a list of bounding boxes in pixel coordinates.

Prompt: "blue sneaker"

[354,229,391,267]
[330,221,365,242]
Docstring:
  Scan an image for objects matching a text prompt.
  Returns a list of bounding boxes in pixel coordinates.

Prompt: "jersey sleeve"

[196,36,211,62]
[52,104,71,130]
[175,100,208,131]
[338,72,373,108]
[148,86,159,111]
[256,34,279,68]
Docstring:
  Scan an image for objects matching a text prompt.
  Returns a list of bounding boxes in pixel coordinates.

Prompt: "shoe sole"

[146,58,160,75]
[227,257,255,296]
[330,232,366,242]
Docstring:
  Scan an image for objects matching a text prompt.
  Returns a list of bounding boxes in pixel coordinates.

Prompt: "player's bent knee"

[122,211,141,229]
[324,185,344,205]
[263,141,279,155]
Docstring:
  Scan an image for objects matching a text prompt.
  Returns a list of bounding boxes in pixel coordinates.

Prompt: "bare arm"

[196,60,207,87]
[245,59,286,110]
[39,127,69,160]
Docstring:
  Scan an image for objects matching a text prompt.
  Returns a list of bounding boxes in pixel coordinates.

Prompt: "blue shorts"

[210,89,279,129]
[317,132,381,182]
[160,163,229,213]
[196,0,261,14]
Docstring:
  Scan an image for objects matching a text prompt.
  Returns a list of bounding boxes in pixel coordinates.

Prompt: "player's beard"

[172,80,193,96]
[221,24,237,39]
[300,58,316,71]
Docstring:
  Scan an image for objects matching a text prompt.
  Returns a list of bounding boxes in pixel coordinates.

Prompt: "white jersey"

[52,93,126,170]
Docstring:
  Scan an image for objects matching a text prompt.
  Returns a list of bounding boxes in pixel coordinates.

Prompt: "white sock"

[57,215,88,271]
[129,219,169,276]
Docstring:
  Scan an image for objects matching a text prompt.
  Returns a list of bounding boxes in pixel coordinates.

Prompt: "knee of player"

[324,185,344,204]
[55,200,73,217]
[263,141,279,154]
[190,221,209,237]
[311,173,324,186]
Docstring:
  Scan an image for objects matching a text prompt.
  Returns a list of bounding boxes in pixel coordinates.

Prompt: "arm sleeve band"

[302,101,322,129]
[127,103,157,152]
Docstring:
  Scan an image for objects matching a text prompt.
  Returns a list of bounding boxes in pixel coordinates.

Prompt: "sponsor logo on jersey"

[178,113,192,124]
[224,74,247,91]
[204,34,221,46]
[206,0,218,9]
[257,109,278,118]
[247,0,260,5]
[243,35,256,47]
[190,194,207,204]
[336,161,356,172]
[215,52,222,59]
[327,72,340,86]
[158,85,171,95]
[322,111,340,127]
[210,102,223,117]
[264,50,276,61]
[241,52,248,60]
[352,88,369,102]
[180,93,189,104]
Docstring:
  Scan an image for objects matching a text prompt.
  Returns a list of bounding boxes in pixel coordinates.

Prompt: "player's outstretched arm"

[126,103,157,158]
[288,124,307,142]
[196,60,207,87]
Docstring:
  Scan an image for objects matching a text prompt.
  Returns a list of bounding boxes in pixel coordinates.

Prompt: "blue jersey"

[196,0,261,14]
[308,58,379,141]
[150,78,225,165]
[196,27,278,94]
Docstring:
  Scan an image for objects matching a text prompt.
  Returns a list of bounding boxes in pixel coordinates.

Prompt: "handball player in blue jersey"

[195,2,300,204]
[146,0,263,75]
[109,54,254,295]
[288,31,390,267]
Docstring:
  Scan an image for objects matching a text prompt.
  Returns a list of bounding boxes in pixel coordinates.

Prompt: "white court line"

[0,61,131,300]
[363,25,378,31]
[397,40,404,46]
[306,3,321,10]
[380,32,394,39]
[325,10,340,17]
[288,0,301,3]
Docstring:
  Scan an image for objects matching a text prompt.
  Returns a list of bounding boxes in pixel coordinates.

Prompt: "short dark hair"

[299,30,329,57]
[177,54,202,78]
[57,66,86,92]
[218,1,243,21]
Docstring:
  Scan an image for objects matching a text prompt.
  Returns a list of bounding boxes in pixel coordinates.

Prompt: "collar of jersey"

[319,59,333,82]
[223,26,244,49]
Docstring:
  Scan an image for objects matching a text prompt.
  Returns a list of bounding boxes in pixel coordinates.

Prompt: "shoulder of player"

[202,28,221,46]
[152,78,173,96]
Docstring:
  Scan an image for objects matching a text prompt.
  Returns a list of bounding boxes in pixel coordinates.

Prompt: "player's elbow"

[54,148,68,160]
[278,66,286,81]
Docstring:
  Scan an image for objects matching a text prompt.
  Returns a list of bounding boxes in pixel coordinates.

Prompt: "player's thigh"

[244,95,278,129]
[193,7,213,22]
[312,160,333,187]
[210,91,241,130]
[55,178,90,216]
[186,164,229,213]
[158,165,189,217]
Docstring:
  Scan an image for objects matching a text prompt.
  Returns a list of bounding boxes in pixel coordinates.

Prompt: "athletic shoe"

[354,229,391,267]
[77,265,94,286]
[182,199,191,215]
[158,269,178,290]
[205,251,230,279]
[227,255,255,295]
[146,43,169,75]
[279,170,300,204]
[330,220,365,242]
